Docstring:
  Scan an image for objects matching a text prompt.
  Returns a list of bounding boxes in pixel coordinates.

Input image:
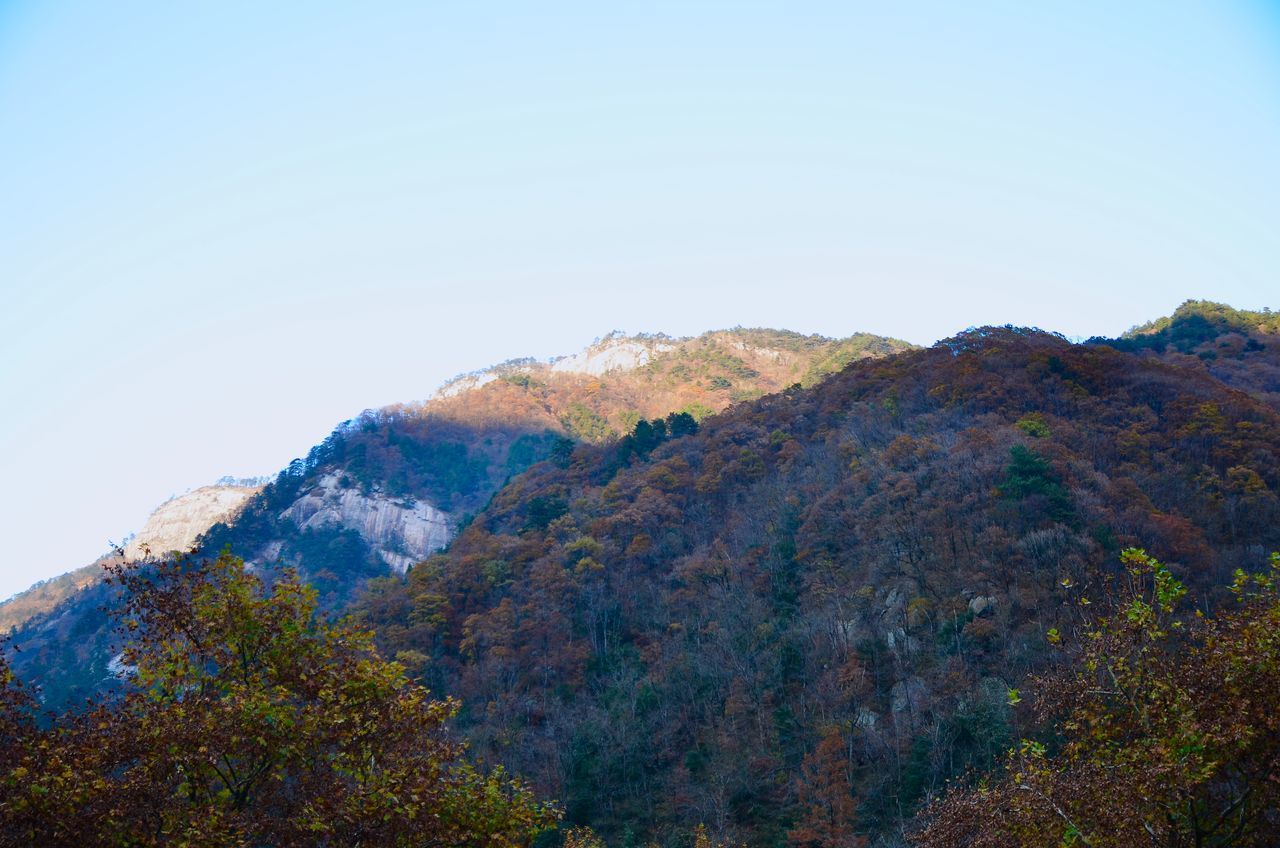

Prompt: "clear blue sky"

[1,1,1278,599]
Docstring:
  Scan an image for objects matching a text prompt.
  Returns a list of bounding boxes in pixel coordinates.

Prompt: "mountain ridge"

[2,326,913,705]
[351,315,1280,843]
[0,479,264,632]
[5,304,1277,844]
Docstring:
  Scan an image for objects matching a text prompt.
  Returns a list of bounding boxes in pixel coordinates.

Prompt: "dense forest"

[0,552,559,846]
[1099,300,1280,411]
[353,315,1280,844]
[2,303,1278,846]
[4,329,911,708]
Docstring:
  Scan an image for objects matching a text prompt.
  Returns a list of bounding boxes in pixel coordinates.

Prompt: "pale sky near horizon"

[1,1,1278,599]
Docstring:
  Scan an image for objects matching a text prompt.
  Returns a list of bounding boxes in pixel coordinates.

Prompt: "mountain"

[3,328,913,706]
[1097,299,1280,410]
[122,479,267,562]
[200,329,914,599]
[351,317,1280,844]
[8,305,1278,845]
[0,563,103,636]
[0,479,264,634]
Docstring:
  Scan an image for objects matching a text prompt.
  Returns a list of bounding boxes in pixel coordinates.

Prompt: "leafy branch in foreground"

[0,551,558,847]
[915,549,1280,847]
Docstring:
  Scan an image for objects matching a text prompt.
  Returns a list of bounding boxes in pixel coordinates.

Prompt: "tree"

[1000,445,1073,523]
[0,551,558,847]
[789,727,866,848]
[915,549,1280,847]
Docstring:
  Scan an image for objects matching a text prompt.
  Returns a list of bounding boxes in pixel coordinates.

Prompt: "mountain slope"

[353,324,1280,844]
[193,329,914,598]
[5,328,913,706]
[1098,299,1280,410]
[123,480,265,561]
[12,309,1277,843]
[0,479,264,633]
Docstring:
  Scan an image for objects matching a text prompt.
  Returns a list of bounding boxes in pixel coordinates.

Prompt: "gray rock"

[969,595,998,616]
[890,676,928,715]
[125,483,263,561]
[281,472,453,573]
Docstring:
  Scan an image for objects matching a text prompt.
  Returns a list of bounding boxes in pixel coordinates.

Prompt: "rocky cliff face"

[2,326,920,708]
[0,482,264,639]
[548,335,676,375]
[124,484,264,561]
[260,329,921,573]
[279,473,452,573]
[432,333,684,399]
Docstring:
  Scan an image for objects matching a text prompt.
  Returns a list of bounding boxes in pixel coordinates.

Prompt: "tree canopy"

[0,551,558,847]
[915,550,1280,847]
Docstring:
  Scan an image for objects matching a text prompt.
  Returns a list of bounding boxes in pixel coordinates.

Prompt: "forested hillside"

[353,322,1280,845]
[4,329,911,708]
[0,481,263,634]
[5,305,1278,846]
[1100,299,1280,410]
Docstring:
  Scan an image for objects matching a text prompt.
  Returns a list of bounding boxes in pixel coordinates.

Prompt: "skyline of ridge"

[3,0,1277,598]
[3,302,1275,603]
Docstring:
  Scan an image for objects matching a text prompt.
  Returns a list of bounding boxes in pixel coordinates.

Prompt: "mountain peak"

[123,482,265,562]
[430,328,916,404]
[548,333,678,376]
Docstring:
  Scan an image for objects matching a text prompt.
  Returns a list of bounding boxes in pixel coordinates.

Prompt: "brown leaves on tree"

[0,552,558,847]
[915,550,1280,847]
[788,726,866,848]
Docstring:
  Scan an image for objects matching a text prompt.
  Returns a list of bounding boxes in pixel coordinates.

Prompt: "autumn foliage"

[915,550,1280,847]
[354,327,1280,843]
[788,727,865,847]
[0,552,557,847]
[4,309,1279,846]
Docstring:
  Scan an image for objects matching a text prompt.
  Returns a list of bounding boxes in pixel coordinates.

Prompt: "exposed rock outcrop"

[968,595,998,616]
[124,483,263,561]
[280,473,452,573]
[0,481,264,640]
[549,335,676,375]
